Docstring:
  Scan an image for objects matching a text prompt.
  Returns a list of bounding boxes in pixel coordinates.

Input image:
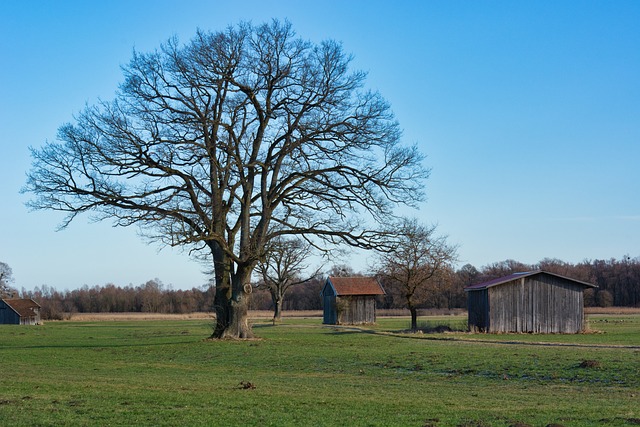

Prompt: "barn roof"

[464,270,596,291]
[326,276,386,296]
[2,298,41,317]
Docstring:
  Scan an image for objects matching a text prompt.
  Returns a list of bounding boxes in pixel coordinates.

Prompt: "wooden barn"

[465,271,596,334]
[0,298,41,325]
[321,276,385,325]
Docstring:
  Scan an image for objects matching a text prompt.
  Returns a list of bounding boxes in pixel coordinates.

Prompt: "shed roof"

[2,298,41,317]
[464,270,596,292]
[327,276,386,296]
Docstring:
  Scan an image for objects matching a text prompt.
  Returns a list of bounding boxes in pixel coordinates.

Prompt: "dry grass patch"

[64,310,322,322]
[248,310,321,318]
[66,312,214,321]
[585,307,640,315]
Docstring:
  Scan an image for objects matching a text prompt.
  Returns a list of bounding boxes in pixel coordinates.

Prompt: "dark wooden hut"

[0,298,41,325]
[465,271,596,333]
[321,277,385,325]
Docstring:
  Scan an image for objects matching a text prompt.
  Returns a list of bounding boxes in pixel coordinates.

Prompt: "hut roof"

[2,298,41,317]
[464,270,596,292]
[327,276,385,296]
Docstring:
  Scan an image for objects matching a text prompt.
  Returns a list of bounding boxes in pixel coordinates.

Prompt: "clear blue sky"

[1,1,639,292]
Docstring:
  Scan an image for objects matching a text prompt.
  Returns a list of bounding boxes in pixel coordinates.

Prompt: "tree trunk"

[208,237,257,339]
[410,306,418,331]
[272,293,283,323]
[221,295,253,338]
[211,248,232,339]
[218,265,254,339]
[212,283,231,338]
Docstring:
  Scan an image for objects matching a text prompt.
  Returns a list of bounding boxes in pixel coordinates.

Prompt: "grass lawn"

[0,315,638,426]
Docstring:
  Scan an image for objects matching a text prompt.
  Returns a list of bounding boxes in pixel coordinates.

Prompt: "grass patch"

[417,317,469,333]
[0,315,638,426]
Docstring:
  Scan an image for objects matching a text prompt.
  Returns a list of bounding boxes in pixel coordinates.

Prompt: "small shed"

[0,298,41,325]
[321,276,385,325]
[465,271,596,334]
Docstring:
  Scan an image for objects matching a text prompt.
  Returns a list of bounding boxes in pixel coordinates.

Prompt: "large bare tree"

[24,21,427,338]
[256,236,320,322]
[377,219,457,331]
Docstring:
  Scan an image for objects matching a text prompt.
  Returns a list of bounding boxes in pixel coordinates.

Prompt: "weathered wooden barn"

[0,298,41,325]
[321,277,385,325]
[465,271,596,334]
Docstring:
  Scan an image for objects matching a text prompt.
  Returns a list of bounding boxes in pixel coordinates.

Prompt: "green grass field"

[1,315,638,426]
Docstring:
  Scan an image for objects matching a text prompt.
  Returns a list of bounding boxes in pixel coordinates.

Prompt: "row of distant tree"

[13,280,215,320]
[6,255,639,321]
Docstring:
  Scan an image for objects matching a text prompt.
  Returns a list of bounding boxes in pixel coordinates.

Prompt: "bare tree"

[479,259,533,282]
[138,279,166,313]
[327,263,361,278]
[0,262,16,298]
[24,21,427,338]
[257,236,320,322]
[376,219,457,331]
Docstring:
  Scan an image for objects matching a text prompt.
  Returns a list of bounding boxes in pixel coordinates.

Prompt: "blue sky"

[1,1,639,291]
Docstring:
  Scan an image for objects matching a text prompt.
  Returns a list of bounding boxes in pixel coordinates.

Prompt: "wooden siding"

[467,289,489,332]
[322,295,337,324]
[19,315,39,326]
[322,295,377,325]
[488,276,584,333]
[321,281,337,324]
[0,300,20,324]
[484,275,586,333]
[337,296,376,325]
[466,272,591,334]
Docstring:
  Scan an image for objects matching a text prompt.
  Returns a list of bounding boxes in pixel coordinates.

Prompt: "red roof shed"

[321,277,385,325]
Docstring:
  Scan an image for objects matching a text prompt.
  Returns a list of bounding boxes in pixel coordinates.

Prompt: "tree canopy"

[257,236,320,321]
[24,20,428,338]
[377,219,458,331]
[0,262,16,298]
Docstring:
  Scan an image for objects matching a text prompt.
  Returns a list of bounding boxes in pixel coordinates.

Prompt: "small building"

[0,298,41,325]
[465,271,596,334]
[321,276,385,325]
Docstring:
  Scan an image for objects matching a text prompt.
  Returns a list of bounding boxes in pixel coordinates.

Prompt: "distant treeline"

[23,280,216,320]
[22,256,640,320]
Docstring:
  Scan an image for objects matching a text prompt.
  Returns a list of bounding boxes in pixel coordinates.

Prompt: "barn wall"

[20,315,39,326]
[488,276,585,333]
[0,301,20,325]
[467,289,489,332]
[322,295,337,324]
[321,282,337,324]
[337,296,376,325]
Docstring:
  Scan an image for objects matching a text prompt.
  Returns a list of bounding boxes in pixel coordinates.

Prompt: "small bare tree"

[257,237,320,322]
[377,219,457,331]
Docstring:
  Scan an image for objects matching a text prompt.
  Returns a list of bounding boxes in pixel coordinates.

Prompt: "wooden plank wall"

[467,290,489,332]
[488,276,585,333]
[20,315,39,325]
[338,296,376,325]
[322,295,337,324]
[0,301,20,324]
